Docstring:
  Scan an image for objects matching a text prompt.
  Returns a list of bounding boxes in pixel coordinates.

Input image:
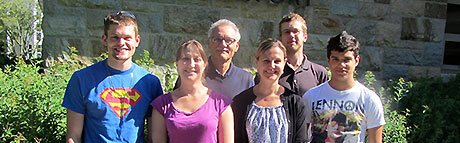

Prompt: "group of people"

[62,11,385,143]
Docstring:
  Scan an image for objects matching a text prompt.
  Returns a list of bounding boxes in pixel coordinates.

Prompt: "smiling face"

[327,50,360,82]
[207,24,240,62]
[103,24,140,62]
[280,20,308,54]
[256,46,287,82]
[176,42,207,82]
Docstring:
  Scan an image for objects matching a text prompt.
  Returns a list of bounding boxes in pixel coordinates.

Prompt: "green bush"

[0,47,85,142]
[0,47,179,142]
[361,71,411,143]
[399,74,460,143]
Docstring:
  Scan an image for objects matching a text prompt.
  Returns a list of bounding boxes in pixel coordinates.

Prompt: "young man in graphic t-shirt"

[62,11,163,143]
[303,31,385,143]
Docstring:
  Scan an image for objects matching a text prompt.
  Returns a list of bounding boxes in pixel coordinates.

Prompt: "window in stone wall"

[443,3,460,68]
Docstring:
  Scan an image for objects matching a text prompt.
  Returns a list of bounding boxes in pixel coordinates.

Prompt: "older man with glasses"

[62,11,163,143]
[174,19,254,99]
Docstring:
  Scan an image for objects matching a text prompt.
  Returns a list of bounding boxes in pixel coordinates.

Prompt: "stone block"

[88,29,104,39]
[309,0,332,7]
[374,0,390,4]
[43,0,61,14]
[86,9,111,30]
[305,49,328,65]
[141,0,175,4]
[43,12,87,37]
[401,17,424,40]
[330,0,359,17]
[424,18,446,42]
[136,13,163,34]
[238,19,263,47]
[148,34,207,63]
[242,0,283,21]
[360,46,383,71]
[309,15,343,34]
[260,21,275,42]
[376,21,400,48]
[233,42,257,68]
[220,8,242,18]
[391,0,424,17]
[122,1,164,13]
[423,42,444,66]
[59,0,86,7]
[42,37,85,57]
[425,2,447,19]
[358,3,390,20]
[397,40,424,50]
[177,0,210,6]
[87,0,121,10]
[305,34,330,51]
[89,39,106,57]
[383,48,423,65]
[426,0,447,2]
[211,0,241,9]
[344,19,376,46]
[42,37,62,57]
[164,6,220,35]
[382,64,408,79]
[408,66,441,80]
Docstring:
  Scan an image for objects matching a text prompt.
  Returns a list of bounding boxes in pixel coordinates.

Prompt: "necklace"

[104,61,135,119]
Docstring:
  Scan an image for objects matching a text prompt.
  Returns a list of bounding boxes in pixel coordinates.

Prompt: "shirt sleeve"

[62,73,85,114]
[150,94,168,117]
[294,95,309,142]
[303,91,313,123]
[365,91,386,129]
[215,92,232,115]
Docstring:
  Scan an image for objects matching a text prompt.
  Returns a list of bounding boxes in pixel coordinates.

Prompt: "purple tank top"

[151,91,232,143]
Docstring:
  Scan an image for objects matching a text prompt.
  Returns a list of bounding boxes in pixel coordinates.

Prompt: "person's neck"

[107,58,132,71]
[328,78,356,91]
[176,80,207,96]
[254,80,283,97]
[286,50,304,70]
[211,56,232,75]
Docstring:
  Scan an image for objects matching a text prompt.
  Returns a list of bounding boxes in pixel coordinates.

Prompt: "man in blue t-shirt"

[62,11,163,143]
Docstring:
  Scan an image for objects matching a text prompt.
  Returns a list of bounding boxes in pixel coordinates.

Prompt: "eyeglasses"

[105,11,136,21]
[211,37,237,45]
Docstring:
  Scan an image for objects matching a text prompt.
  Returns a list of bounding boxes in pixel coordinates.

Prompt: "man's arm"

[147,117,152,142]
[367,125,383,143]
[66,109,84,143]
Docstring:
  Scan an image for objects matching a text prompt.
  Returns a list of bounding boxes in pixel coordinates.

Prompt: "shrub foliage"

[1,48,458,142]
[399,74,460,143]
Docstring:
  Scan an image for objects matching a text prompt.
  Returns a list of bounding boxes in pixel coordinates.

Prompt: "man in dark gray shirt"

[277,13,328,96]
[175,19,254,99]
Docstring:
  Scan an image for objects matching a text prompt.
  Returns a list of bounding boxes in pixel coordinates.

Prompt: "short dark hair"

[326,31,360,59]
[104,11,138,36]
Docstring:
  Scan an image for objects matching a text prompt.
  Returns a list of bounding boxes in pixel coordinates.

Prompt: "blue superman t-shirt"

[62,60,163,143]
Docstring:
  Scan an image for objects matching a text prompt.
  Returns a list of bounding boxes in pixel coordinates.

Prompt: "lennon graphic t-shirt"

[303,81,385,143]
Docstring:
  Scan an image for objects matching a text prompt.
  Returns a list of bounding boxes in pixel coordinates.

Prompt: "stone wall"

[42,0,448,80]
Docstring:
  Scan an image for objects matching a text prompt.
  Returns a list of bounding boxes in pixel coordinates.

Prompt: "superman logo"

[99,88,142,118]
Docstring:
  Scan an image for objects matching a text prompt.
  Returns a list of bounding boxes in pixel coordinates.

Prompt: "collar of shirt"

[206,58,235,79]
[285,54,312,73]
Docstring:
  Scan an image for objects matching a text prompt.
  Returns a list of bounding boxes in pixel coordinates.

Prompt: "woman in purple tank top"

[150,39,234,143]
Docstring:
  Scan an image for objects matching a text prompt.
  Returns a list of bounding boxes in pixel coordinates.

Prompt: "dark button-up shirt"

[255,55,328,96]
